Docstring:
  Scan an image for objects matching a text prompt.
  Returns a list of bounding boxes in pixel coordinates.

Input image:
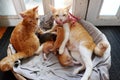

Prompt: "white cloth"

[9,19,111,80]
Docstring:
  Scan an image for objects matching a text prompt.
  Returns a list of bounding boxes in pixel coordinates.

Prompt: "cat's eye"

[29,20,32,22]
[36,18,39,20]
[55,15,59,17]
[63,14,66,17]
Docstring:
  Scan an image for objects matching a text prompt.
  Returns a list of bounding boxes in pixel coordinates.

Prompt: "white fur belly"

[67,43,81,62]
[70,51,81,61]
[67,42,79,51]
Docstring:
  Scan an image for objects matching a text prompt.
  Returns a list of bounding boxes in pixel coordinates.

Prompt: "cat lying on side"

[0,6,42,71]
[49,5,108,80]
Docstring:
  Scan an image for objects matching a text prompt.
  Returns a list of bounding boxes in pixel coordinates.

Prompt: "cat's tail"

[0,52,27,71]
[94,41,108,57]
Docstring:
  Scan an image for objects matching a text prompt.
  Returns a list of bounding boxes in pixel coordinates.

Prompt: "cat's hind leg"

[0,52,27,71]
[73,43,93,80]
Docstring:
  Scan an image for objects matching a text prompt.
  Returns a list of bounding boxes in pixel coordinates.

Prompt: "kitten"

[50,5,108,80]
[40,13,54,31]
[0,6,42,71]
[57,47,74,67]
[42,41,54,60]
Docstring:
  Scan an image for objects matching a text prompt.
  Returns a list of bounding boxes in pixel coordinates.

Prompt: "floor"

[98,26,120,80]
[0,27,16,80]
[0,27,7,39]
[0,26,120,80]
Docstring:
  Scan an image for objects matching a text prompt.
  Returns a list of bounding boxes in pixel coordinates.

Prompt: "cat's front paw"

[81,77,88,80]
[0,56,14,71]
[73,68,79,75]
[59,47,64,54]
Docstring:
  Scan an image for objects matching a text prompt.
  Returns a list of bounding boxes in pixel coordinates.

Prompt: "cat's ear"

[20,12,27,18]
[33,6,39,12]
[49,5,56,13]
[65,5,71,12]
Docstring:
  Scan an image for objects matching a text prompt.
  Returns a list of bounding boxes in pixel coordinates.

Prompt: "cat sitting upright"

[49,5,108,80]
[0,6,42,71]
[45,5,72,55]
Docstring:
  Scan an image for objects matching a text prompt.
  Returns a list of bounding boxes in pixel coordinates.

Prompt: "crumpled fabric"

[9,19,111,80]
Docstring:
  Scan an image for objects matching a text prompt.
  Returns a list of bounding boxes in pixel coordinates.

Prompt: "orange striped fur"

[0,6,41,71]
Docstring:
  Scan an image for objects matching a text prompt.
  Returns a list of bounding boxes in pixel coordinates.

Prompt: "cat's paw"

[73,69,79,75]
[43,53,47,60]
[59,47,64,54]
[0,56,14,71]
[81,77,88,80]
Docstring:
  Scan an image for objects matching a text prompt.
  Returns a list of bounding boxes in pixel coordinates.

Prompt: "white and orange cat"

[49,5,108,80]
[45,5,71,55]
[0,6,42,71]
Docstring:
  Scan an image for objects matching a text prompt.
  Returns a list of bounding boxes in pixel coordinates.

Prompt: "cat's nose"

[60,19,62,21]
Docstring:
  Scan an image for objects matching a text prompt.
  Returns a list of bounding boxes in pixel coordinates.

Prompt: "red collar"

[55,13,80,26]
[68,12,80,24]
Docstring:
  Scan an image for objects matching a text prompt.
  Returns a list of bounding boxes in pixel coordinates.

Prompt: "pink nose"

[60,19,62,22]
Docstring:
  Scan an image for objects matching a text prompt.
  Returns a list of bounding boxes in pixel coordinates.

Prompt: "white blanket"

[8,19,111,80]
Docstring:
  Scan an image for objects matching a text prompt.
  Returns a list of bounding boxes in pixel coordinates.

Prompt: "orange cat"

[50,25,65,52]
[0,6,42,71]
[49,5,108,80]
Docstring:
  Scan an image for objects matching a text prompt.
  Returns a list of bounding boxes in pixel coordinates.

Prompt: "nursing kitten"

[42,41,54,60]
[50,5,108,80]
[57,47,74,67]
[0,6,42,71]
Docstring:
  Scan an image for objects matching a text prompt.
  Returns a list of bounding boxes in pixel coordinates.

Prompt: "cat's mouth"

[55,19,68,25]
[55,13,80,25]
